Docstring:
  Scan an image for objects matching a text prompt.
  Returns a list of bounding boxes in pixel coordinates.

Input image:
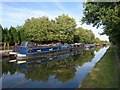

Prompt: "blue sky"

[1,2,109,41]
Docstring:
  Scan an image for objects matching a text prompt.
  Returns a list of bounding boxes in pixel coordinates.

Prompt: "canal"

[1,46,109,88]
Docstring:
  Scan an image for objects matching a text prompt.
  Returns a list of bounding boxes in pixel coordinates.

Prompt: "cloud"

[1,2,76,27]
[54,2,69,13]
[1,4,63,28]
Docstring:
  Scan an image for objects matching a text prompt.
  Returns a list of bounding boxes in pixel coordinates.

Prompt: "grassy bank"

[116,46,120,89]
[80,46,118,88]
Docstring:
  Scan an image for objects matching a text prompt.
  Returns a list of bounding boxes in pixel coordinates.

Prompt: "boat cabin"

[18,41,70,55]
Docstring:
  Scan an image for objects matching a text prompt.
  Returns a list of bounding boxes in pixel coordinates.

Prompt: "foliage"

[9,26,20,45]
[82,2,120,45]
[21,15,77,43]
[74,27,95,43]
[0,24,3,42]
[1,14,106,45]
[55,14,77,43]
[94,38,101,44]
[2,26,20,45]
[2,28,10,43]
[16,26,27,43]
[22,17,51,43]
[2,62,16,75]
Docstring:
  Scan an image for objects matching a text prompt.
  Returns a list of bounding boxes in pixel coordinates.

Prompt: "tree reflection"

[24,50,94,82]
[25,64,53,82]
[95,46,101,52]
[2,49,95,82]
[2,62,16,75]
[72,50,94,66]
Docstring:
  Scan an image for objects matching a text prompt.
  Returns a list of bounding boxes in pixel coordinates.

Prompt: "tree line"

[1,14,107,46]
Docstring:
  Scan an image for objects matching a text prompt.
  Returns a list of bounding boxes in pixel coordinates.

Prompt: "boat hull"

[16,49,70,59]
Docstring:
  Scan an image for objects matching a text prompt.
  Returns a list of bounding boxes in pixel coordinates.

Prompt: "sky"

[1,1,109,41]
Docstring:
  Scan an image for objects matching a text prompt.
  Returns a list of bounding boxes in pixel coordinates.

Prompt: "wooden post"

[4,42,6,50]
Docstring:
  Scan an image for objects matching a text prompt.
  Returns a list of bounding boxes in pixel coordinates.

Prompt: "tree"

[2,28,10,49]
[16,26,27,43]
[74,27,95,43]
[82,2,120,45]
[94,37,100,44]
[9,26,20,45]
[0,24,3,43]
[23,17,53,43]
[73,35,80,43]
[55,14,77,43]
[22,15,77,44]
[85,29,95,43]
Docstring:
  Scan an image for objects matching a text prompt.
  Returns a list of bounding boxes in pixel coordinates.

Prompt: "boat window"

[37,49,41,52]
[21,41,27,46]
[49,48,53,51]
[27,42,33,46]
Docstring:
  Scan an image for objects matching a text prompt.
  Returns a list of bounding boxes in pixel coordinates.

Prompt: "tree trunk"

[7,43,9,50]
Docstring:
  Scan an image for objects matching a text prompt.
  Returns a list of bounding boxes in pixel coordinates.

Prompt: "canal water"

[1,46,109,88]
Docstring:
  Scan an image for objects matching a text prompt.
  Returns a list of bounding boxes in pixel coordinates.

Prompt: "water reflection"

[2,46,109,88]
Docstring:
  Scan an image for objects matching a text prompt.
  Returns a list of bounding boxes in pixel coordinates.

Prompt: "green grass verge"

[117,47,120,89]
[80,46,118,88]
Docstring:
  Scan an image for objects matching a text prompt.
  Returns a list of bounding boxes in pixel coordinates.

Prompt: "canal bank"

[118,48,120,89]
[115,46,120,89]
[80,46,118,88]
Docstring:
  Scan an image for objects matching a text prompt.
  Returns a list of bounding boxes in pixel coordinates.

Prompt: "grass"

[80,46,118,88]
[116,47,120,89]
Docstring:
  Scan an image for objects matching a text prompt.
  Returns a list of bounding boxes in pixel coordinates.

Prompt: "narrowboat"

[71,43,85,50]
[9,41,71,59]
[89,44,95,48]
[85,44,95,48]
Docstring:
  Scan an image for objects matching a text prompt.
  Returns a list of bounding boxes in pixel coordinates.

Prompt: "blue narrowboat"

[9,41,71,59]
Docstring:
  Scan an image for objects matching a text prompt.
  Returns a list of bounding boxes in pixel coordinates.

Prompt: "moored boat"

[9,41,85,59]
[10,41,72,59]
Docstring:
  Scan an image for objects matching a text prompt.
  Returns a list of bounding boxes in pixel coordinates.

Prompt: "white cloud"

[1,4,63,28]
[1,2,75,27]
